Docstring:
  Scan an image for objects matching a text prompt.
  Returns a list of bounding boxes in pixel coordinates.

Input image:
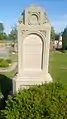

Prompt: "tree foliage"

[0,23,8,40]
[0,22,17,41]
[0,23,4,33]
[50,26,55,40]
[8,25,17,41]
[62,27,67,50]
[55,33,59,40]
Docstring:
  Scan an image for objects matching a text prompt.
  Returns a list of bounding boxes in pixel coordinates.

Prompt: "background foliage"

[62,27,67,50]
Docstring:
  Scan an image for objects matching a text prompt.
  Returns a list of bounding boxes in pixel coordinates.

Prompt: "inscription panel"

[23,34,42,70]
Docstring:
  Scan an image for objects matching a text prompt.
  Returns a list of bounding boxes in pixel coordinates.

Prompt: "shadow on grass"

[0,74,12,109]
[0,74,12,99]
[56,48,66,53]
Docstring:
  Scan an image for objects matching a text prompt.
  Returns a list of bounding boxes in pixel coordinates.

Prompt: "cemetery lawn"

[11,53,17,62]
[0,51,67,88]
[49,51,67,88]
[0,70,15,78]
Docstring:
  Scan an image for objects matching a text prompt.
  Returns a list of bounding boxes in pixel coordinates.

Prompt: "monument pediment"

[18,4,49,25]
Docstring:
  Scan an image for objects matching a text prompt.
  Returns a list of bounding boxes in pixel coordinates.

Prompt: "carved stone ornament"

[22,30,25,35]
[18,16,23,24]
[22,30,28,35]
[40,30,46,37]
[28,12,40,25]
[43,13,49,24]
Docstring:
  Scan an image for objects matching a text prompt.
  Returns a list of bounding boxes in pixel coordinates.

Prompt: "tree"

[0,33,4,40]
[0,22,8,40]
[0,23,4,33]
[55,33,59,40]
[0,32,8,40]
[62,27,67,50]
[8,25,17,41]
[50,26,55,40]
[3,32,8,40]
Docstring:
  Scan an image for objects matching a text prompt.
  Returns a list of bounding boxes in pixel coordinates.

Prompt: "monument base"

[13,72,53,94]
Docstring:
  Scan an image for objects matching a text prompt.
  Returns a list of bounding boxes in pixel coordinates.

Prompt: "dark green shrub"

[0,82,67,119]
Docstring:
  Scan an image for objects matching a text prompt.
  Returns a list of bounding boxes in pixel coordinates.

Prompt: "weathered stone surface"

[13,4,53,94]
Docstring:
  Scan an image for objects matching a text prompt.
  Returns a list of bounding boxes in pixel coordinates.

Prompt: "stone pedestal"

[13,72,52,93]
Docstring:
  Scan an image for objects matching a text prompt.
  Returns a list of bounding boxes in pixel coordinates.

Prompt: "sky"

[0,0,67,34]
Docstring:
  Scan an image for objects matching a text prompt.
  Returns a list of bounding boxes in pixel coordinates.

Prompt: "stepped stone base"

[13,72,53,94]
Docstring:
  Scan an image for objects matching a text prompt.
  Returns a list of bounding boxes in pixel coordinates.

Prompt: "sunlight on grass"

[0,70,16,78]
[11,53,18,62]
[0,51,67,87]
[49,51,67,87]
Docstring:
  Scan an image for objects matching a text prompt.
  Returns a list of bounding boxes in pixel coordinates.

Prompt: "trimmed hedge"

[0,82,67,119]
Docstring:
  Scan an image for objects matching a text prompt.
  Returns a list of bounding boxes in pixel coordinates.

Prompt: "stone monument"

[57,34,62,49]
[13,5,53,94]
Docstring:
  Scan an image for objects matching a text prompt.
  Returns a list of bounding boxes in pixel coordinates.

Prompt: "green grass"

[11,53,18,62]
[49,51,67,87]
[0,70,15,78]
[0,51,67,110]
[0,51,67,97]
[1,51,67,83]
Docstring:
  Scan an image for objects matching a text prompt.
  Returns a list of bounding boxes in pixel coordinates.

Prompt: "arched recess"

[22,33,44,71]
